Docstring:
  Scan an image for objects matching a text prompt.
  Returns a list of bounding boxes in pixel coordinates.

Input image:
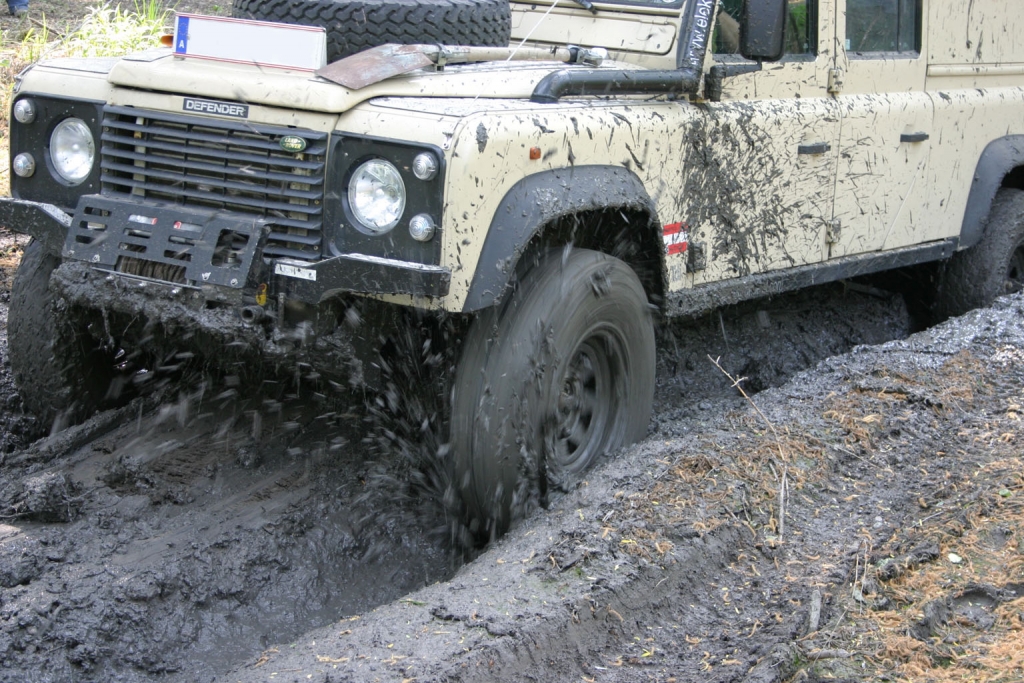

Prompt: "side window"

[846,0,920,53]
[713,0,817,56]
[784,0,816,55]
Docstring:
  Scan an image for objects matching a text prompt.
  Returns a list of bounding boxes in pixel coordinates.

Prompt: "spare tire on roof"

[232,0,512,63]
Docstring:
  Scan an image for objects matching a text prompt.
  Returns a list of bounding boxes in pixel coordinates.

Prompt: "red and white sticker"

[663,222,688,256]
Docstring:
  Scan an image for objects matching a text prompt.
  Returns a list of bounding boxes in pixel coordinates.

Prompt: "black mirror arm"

[704,61,762,102]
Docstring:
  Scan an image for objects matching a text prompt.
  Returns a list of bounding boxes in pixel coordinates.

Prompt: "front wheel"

[8,240,117,429]
[451,249,656,540]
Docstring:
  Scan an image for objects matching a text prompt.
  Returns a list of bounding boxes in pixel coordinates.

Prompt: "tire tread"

[9,241,113,427]
[936,188,1024,318]
[232,0,511,62]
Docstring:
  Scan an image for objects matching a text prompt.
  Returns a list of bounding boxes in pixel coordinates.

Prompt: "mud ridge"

[217,292,1024,683]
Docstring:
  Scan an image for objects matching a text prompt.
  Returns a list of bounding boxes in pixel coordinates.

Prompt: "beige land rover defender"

[2,0,1022,538]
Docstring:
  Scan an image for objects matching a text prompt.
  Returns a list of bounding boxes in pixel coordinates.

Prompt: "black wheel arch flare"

[960,135,1024,251]
[462,165,665,313]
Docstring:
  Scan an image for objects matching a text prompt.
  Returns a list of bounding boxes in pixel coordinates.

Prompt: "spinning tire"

[452,249,656,540]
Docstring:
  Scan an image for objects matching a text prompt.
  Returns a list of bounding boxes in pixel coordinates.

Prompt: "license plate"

[275,263,317,281]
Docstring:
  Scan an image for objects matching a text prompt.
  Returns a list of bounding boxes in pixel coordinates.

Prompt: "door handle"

[798,142,831,155]
[900,132,930,143]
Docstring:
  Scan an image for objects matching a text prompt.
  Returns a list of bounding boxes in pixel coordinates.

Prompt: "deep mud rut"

[1,232,1021,682]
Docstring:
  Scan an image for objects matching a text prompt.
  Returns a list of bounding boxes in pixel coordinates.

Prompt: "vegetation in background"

[63,0,168,58]
[0,1,171,195]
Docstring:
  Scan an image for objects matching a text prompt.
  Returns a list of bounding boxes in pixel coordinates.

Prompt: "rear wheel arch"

[959,135,1024,250]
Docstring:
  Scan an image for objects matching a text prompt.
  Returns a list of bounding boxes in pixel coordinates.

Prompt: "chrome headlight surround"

[347,158,407,235]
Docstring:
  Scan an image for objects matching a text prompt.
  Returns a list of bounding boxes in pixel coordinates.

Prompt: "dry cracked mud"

[4,223,1023,683]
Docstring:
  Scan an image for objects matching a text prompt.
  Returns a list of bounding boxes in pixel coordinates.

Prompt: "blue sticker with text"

[175,15,189,54]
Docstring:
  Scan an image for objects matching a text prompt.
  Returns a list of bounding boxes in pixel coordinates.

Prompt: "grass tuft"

[62,1,168,59]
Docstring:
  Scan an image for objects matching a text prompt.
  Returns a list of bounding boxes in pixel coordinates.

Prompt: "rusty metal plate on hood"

[315,43,603,90]
[315,44,435,90]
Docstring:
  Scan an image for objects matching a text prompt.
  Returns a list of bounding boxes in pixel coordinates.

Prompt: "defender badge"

[182,97,249,119]
[280,136,307,153]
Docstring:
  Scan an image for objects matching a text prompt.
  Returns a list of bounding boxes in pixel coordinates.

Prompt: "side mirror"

[740,0,787,61]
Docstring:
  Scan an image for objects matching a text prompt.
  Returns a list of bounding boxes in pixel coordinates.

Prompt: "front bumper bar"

[51,260,368,386]
[0,196,451,302]
[274,253,450,301]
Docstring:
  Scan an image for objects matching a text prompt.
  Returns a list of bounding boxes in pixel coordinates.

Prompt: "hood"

[104,49,616,114]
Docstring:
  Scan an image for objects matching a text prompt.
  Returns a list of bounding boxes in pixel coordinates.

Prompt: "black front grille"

[100,105,328,261]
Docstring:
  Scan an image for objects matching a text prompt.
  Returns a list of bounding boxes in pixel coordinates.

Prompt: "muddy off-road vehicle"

[2,0,1023,535]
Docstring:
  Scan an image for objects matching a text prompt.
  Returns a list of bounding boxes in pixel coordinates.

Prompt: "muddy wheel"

[8,240,117,428]
[936,188,1024,319]
[232,0,512,63]
[452,248,656,540]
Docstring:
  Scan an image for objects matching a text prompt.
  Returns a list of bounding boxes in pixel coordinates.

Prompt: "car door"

[688,0,838,285]
[829,0,934,257]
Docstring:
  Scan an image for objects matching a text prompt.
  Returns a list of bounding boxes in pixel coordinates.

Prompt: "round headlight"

[348,159,406,234]
[49,118,95,185]
[13,99,36,124]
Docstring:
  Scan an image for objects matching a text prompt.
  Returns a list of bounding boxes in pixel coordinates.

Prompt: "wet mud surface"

[1,238,1021,682]
[215,292,1023,683]
[0,392,455,682]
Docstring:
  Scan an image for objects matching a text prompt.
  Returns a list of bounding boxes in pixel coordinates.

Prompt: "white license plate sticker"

[173,14,327,71]
[275,263,317,281]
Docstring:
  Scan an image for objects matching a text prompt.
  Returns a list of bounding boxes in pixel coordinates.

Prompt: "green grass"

[1,1,170,195]
[61,0,169,58]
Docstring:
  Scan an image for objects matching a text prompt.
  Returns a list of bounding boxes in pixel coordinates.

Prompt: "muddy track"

[5,269,996,683]
[215,293,1024,683]
[0,377,454,681]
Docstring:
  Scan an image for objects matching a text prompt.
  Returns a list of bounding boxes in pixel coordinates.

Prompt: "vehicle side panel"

[926,88,1024,249]
[442,102,686,309]
[927,0,1024,67]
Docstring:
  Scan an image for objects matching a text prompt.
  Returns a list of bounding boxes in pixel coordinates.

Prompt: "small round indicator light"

[412,152,439,181]
[409,214,435,242]
[12,153,35,177]
[13,99,36,124]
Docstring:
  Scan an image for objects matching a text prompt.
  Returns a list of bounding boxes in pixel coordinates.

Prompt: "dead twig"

[709,355,790,541]
[779,468,788,541]
[29,17,67,39]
